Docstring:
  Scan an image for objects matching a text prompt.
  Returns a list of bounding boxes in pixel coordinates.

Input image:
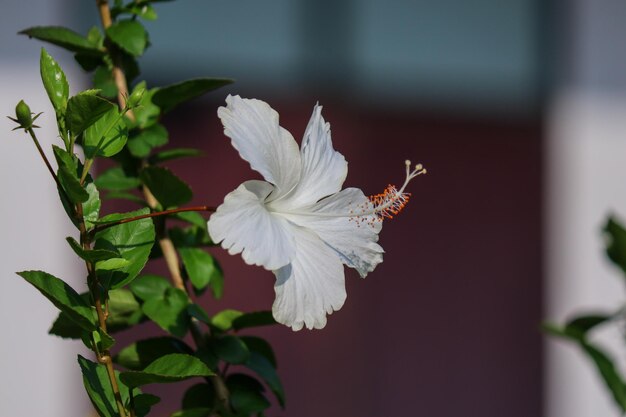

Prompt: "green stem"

[80,158,94,185]
[77,201,128,417]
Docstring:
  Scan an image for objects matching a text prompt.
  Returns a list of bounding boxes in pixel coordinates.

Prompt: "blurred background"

[3,0,626,416]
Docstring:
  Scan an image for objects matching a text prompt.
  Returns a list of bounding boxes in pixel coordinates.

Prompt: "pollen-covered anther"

[367,160,426,221]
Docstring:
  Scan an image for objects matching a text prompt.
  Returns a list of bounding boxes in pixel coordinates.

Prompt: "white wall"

[0,1,89,415]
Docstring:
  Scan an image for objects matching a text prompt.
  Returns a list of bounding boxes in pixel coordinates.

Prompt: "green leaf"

[581,342,626,411]
[127,124,168,158]
[210,309,243,332]
[227,374,270,415]
[543,313,612,341]
[66,236,120,262]
[50,288,142,338]
[94,208,156,289]
[93,328,116,351]
[130,274,171,301]
[58,165,89,203]
[140,166,192,208]
[129,274,171,301]
[169,226,212,248]
[172,211,208,229]
[142,287,190,337]
[149,148,203,164]
[240,336,277,368]
[16,271,96,331]
[96,257,131,271]
[182,384,215,410]
[245,352,284,406]
[232,311,276,331]
[107,288,143,332]
[107,20,147,57]
[171,408,212,417]
[40,48,69,116]
[119,353,214,388]
[49,312,87,339]
[83,182,102,229]
[214,335,250,365]
[78,355,137,417]
[66,91,114,135]
[131,83,160,129]
[115,337,193,370]
[152,78,233,113]
[187,304,210,324]
[20,26,103,55]
[104,191,145,205]
[133,393,161,417]
[605,217,626,277]
[93,66,118,99]
[84,107,128,158]
[96,166,141,191]
[179,248,218,291]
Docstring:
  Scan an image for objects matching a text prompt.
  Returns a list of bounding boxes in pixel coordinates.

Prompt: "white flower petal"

[208,180,295,270]
[217,95,301,196]
[271,104,347,209]
[282,188,384,277]
[272,226,346,331]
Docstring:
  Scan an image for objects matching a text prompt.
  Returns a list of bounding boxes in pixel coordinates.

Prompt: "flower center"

[348,160,426,227]
[275,160,426,225]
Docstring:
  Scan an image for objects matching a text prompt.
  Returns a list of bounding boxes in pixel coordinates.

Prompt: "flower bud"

[127,87,145,109]
[15,100,33,129]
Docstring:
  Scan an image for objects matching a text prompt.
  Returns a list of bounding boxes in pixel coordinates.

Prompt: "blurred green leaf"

[84,107,128,158]
[96,257,131,271]
[115,336,193,370]
[94,208,155,289]
[16,270,96,331]
[171,408,212,417]
[179,248,218,291]
[245,352,284,406]
[182,383,215,410]
[226,374,270,415]
[83,182,102,229]
[93,66,118,99]
[232,311,276,331]
[66,91,114,136]
[240,336,277,368]
[130,274,171,301]
[106,20,148,57]
[96,166,141,191]
[543,313,611,341]
[214,335,250,365]
[107,288,144,332]
[169,226,212,248]
[119,353,214,388]
[127,124,168,158]
[142,287,190,337]
[582,342,626,411]
[20,26,103,55]
[210,309,243,332]
[187,304,210,324]
[140,166,192,208]
[149,148,203,164]
[152,78,234,113]
[133,393,161,417]
[93,328,116,351]
[605,217,626,277]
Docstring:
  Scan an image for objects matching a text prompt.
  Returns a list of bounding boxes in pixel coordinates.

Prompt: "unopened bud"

[127,87,145,109]
[15,100,33,128]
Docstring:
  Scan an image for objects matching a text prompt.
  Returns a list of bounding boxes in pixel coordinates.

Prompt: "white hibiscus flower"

[208,95,425,330]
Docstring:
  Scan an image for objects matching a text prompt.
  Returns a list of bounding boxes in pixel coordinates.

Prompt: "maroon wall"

[111,98,543,417]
